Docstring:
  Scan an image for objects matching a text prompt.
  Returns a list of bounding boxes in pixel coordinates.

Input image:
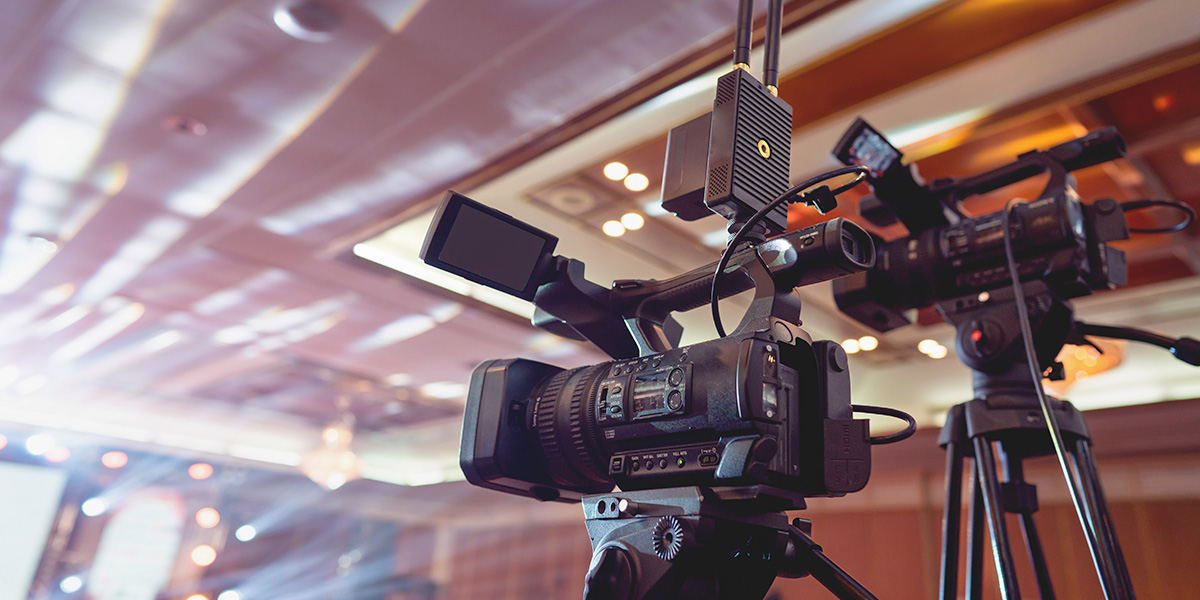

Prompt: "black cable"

[734,0,754,68]
[710,166,868,337]
[851,404,916,444]
[1076,322,1200,366]
[763,0,782,89]
[1120,199,1194,233]
[1001,201,1114,594]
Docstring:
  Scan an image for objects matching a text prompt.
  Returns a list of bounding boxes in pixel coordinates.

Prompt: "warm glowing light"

[235,525,257,542]
[1183,141,1200,166]
[322,427,343,445]
[603,162,629,180]
[602,221,626,237]
[191,545,217,567]
[81,497,109,517]
[186,595,209,600]
[101,451,128,469]
[217,591,242,600]
[620,213,645,230]
[196,508,220,528]
[623,173,649,192]
[928,345,948,359]
[1152,94,1176,112]
[188,463,214,480]
[26,434,54,455]
[917,339,939,354]
[841,339,860,354]
[60,576,83,593]
[857,336,878,351]
[0,434,6,450]
[45,446,71,462]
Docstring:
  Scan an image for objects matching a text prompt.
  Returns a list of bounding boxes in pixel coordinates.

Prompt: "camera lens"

[531,364,611,490]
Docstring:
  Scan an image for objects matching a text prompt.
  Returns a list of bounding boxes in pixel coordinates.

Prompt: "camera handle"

[580,486,877,600]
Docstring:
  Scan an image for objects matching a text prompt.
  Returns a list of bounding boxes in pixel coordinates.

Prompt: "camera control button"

[668,368,684,387]
[645,460,654,470]
[658,458,668,469]
[666,390,683,411]
[676,457,686,468]
[631,460,640,472]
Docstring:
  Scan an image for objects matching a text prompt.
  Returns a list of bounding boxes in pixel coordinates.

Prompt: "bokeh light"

[25,434,54,455]
[196,507,220,528]
[45,446,71,462]
[603,162,628,180]
[623,173,649,192]
[858,336,879,351]
[841,339,860,354]
[191,544,217,567]
[602,221,625,237]
[60,575,83,593]
[620,213,645,230]
[235,525,257,542]
[188,462,214,480]
[101,451,128,469]
[81,497,109,517]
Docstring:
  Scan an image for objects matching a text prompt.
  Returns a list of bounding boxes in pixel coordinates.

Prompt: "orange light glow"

[191,545,217,567]
[1152,94,1176,112]
[101,451,128,469]
[1183,142,1200,166]
[188,463,214,480]
[186,595,209,600]
[196,508,220,528]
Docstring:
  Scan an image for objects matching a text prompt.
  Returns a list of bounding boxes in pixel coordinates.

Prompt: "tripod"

[936,285,1135,600]
[580,486,877,600]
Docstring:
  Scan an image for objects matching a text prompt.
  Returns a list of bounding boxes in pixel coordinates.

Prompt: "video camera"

[421,191,877,508]
[830,118,1132,333]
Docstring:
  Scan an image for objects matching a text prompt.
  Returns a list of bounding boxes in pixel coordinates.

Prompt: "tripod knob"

[584,545,634,600]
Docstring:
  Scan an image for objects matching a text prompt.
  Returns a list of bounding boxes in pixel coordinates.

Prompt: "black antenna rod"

[763,0,782,95]
[734,0,753,70]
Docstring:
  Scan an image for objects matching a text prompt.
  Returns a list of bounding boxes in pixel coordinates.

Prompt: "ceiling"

[0,0,1198,497]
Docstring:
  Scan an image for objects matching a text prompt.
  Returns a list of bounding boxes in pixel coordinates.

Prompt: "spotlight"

[841,339,860,354]
[917,339,939,354]
[81,497,109,517]
[196,508,220,528]
[602,221,626,237]
[620,213,645,230]
[188,463,214,480]
[60,575,83,593]
[623,173,649,192]
[603,162,629,180]
[857,336,878,351]
[235,525,257,542]
[25,434,54,456]
[101,451,128,469]
[191,545,217,567]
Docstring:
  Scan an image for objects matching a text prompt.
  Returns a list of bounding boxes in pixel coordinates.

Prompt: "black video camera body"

[462,329,868,503]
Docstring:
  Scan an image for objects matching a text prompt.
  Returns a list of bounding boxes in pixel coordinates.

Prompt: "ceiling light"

[190,545,217,567]
[188,463,214,480]
[60,576,84,593]
[196,508,220,529]
[928,345,948,359]
[81,497,109,517]
[602,220,626,237]
[101,451,128,469]
[623,173,649,192]
[1183,141,1200,166]
[273,0,340,42]
[235,525,257,542]
[841,339,860,354]
[603,162,629,180]
[25,434,54,455]
[1152,94,1176,112]
[45,446,71,463]
[620,213,645,230]
[858,336,878,351]
[186,596,208,600]
[218,591,242,600]
[917,339,940,354]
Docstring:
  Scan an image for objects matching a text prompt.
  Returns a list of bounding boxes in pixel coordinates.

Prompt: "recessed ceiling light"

[603,162,629,180]
[273,0,340,42]
[1182,141,1200,166]
[858,336,878,351]
[623,173,649,192]
[917,339,939,354]
[602,220,626,237]
[620,213,645,230]
[1152,94,1176,112]
[841,339,860,354]
[928,345,948,359]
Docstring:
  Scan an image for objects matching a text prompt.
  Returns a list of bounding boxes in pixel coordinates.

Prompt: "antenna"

[734,0,753,71]
[763,0,782,95]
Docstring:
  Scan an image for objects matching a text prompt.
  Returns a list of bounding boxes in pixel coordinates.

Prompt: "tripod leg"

[1019,513,1055,600]
[973,437,1021,600]
[1074,439,1136,599]
[940,441,964,600]
[965,466,986,600]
